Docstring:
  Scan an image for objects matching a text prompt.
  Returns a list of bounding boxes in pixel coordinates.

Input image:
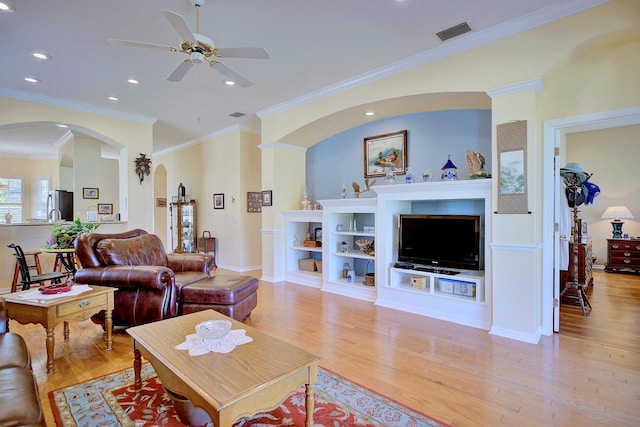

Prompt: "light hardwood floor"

[8,269,640,426]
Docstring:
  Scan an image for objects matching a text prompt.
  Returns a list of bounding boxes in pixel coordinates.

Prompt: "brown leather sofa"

[0,297,46,426]
[74,229,216,327]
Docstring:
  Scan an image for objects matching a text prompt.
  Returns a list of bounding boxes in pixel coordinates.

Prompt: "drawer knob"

[78,300,90,308]
[612,244,619,249]
[624,252,631,256]
[624,259,631,264]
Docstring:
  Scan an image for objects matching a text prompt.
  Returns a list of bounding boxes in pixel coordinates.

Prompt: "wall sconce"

[601,206,634,238]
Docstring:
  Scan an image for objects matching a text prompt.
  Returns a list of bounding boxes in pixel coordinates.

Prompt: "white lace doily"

[175,329,252,356]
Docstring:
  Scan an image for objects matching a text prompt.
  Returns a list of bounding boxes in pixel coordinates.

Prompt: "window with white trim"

[35,177,51,219]
[0,177,24,223]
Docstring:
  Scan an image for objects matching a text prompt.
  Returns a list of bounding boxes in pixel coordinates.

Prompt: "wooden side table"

[3,285,116,374]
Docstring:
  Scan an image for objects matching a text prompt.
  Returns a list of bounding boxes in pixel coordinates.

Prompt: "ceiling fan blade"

[213,62,252,88]
[108,38,174,51]
[162,10,196,44]
[216,47,269,60]
[167,61,194,82]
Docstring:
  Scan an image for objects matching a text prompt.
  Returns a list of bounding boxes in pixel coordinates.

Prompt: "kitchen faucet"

[48,208,61,223]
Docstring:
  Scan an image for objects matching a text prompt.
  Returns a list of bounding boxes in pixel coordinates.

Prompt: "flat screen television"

[398,214,481,270]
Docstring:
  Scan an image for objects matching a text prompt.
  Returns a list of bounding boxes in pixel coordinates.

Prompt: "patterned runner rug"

[50,364,448,427]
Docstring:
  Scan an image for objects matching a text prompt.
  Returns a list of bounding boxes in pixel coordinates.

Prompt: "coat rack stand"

[561,179,592,316]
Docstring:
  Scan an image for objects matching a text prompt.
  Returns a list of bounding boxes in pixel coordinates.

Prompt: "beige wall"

[566,125,640,264]
[155,129,262,271]
[73,136,119,220]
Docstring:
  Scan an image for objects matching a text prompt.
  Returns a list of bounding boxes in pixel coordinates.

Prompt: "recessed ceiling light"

[0,2,15,12]
[127,78,139,84]
[55,124,68,128]
[365,111,375,116]
[32,52,51,60]
[108,96,119,102]
[224,80,235,86]
[24,76,40,83]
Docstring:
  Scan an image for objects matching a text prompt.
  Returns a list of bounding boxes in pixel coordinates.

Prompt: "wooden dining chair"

[7,244,66,291]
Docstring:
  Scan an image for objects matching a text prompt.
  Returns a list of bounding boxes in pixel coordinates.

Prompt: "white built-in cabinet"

[319,198,377,302]
[282,210,323,287]
[282,179,492,330]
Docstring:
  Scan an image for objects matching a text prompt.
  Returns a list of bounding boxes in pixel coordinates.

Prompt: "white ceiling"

[0,0,600,158]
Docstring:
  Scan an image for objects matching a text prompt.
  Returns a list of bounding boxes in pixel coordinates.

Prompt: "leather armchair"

[75,229,215,327]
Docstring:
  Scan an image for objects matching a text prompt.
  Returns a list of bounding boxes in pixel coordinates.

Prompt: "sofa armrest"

[0,297,7,334]
[167,253,216,275]
[75,266,176,290]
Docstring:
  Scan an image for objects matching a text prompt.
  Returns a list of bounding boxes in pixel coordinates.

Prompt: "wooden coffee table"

[127,310,320,427]
[3,285,115,374]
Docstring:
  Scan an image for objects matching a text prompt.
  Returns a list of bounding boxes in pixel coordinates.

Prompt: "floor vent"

[229,112,246,118]
[436,22,472,42]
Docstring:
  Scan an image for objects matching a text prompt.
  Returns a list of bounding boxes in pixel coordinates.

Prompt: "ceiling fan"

[107,0,268,87]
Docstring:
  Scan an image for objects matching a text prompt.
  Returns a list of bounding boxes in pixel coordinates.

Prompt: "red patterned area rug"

[50,364,448,427]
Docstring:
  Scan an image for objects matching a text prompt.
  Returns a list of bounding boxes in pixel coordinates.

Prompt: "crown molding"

[257,0,609,119]
[154,123,259,156]
[0,87,157,125]
[54,130,74,149]
[258,141,307,152]
[486,78,544,98]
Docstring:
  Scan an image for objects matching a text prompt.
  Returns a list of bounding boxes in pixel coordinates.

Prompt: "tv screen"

[398,214,481,270]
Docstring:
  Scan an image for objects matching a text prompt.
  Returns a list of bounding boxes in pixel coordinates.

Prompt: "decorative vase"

[384,167,395,184]
[4,212,12,224]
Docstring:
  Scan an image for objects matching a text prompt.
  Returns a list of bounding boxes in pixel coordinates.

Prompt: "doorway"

[542,106,640,334]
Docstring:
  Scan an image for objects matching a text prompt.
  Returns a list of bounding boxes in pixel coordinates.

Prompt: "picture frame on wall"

[213,193,224,209]
[156,198,167,207]
[97,203,113,214]
[83,187,99,199]
[247,192,262,212]
[363,130,407,178]
[261,190,272,206]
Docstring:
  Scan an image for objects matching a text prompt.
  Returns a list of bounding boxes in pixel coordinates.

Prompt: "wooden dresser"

[605,239,640,274]
[561,238,593,287]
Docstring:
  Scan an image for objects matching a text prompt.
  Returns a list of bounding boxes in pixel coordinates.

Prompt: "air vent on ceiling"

[436,22,472,42]
[229,112,246,118]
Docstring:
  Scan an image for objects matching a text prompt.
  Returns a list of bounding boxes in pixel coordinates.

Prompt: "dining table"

[40,247,79,277]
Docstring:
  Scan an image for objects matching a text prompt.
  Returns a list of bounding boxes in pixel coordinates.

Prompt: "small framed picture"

[156,198,167,207]
[213,193,225,209]
[247,192,262,212]
[83,187,99,199]
[314,227,322,243]
[97,203,113,214]
[261,190,272,207]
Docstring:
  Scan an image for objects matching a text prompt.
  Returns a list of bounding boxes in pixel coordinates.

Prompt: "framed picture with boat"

[363,130,407,178]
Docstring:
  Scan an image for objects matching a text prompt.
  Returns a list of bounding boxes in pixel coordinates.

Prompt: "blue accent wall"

[306,109,491,201]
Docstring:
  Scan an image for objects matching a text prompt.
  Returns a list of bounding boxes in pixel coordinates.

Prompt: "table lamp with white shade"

[601,206,634,238]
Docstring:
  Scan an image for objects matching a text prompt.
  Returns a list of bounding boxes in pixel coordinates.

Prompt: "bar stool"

[11,250,43,293]
[8,244,66,292]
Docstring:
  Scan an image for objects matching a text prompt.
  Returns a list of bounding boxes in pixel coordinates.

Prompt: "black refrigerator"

[52,190,74,221]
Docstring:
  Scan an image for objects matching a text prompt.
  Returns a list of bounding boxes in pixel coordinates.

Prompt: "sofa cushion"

[0,367,44,426]
[180,275,259,304]
[96,234,167,267]
[174,271,211,289]
[0,333,31,370]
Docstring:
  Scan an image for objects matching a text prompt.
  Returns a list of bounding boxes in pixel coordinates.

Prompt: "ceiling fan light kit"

[108,0,268,86]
